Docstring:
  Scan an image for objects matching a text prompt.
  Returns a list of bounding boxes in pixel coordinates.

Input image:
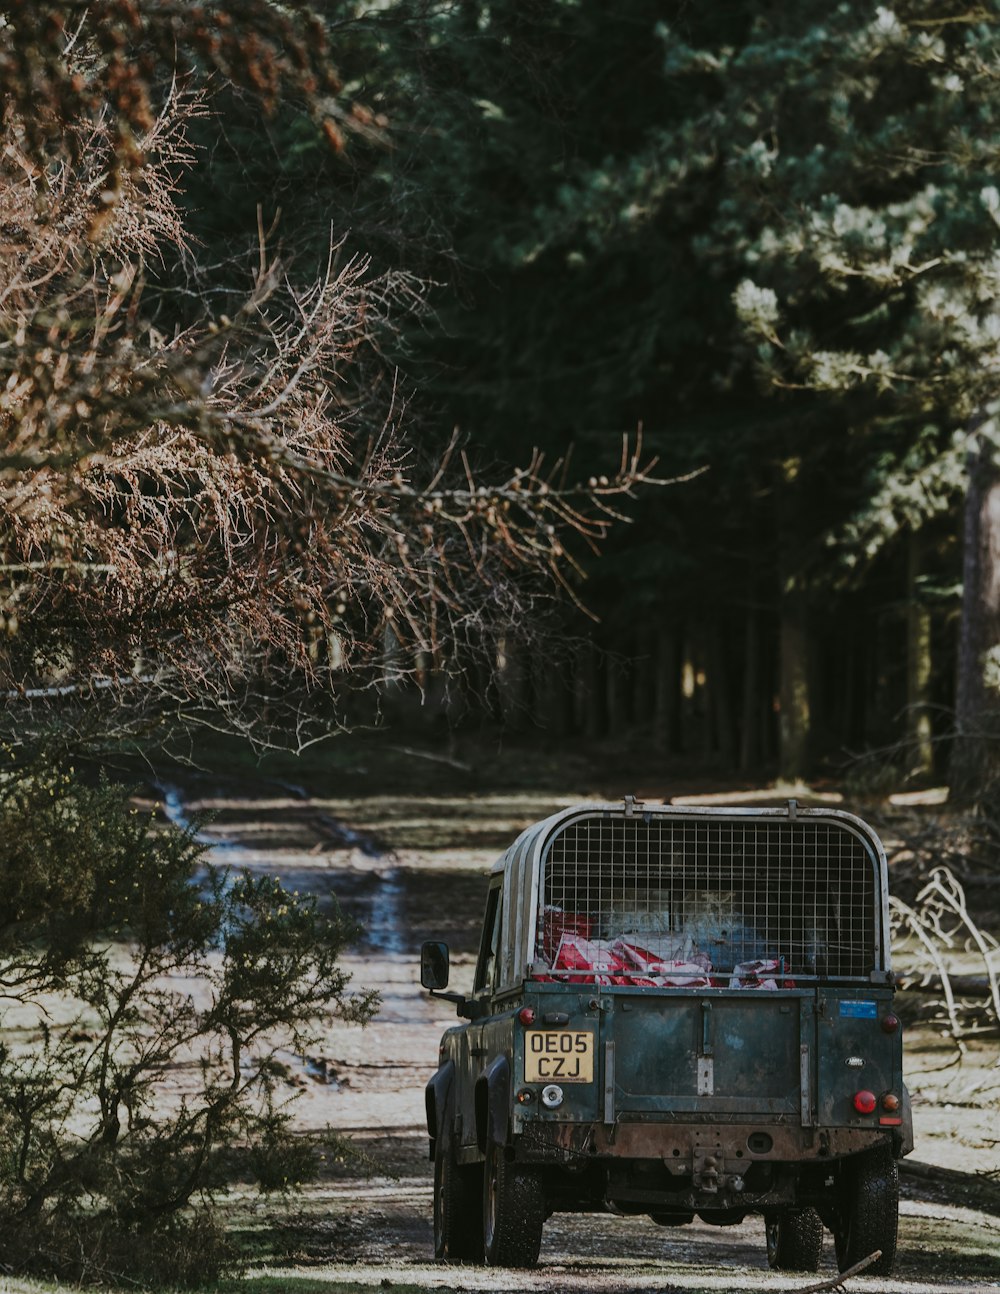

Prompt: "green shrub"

[0,751,377,1284]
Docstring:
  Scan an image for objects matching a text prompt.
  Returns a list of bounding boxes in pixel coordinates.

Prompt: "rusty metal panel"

[610,994,803,1116]
[815,987,902,1128]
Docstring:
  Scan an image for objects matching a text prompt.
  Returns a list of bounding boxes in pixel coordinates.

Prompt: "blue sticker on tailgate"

[839,1000,877,1019]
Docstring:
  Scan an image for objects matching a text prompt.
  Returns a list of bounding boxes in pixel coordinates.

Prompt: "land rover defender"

[421,799,911,1272]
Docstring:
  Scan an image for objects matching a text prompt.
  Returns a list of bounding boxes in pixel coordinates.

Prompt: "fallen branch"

[901,1157,999,1186]
[795,1250,880,1293]
[899,1159,1000,1216]
[898,973,998,996]
[890,868,1000,1051]
[384,743,475,773]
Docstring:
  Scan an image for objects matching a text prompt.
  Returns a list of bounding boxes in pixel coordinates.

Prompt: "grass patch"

[217,1282,458,1294]
[896,1208,1000,1282]
[0,1278,454,1294]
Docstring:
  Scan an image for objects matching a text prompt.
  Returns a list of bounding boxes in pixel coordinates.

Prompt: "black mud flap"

[476,1054,511,1153]
[425,1060,455,1160]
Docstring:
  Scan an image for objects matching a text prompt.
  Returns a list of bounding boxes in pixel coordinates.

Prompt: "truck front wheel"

[764,1208,823,1270]
[434,1136,484,1263]
[482,1141,545,1267]
[834,1143,898,1277]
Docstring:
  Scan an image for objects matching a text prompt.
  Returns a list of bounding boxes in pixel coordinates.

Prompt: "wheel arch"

[476,1054,511,1153]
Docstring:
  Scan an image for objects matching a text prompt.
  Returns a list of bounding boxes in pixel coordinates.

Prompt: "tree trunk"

[681,627,710,762]
[379,621,407,721]
[708,622,735,767]
[632,626,654,727]
[605,645,630,736]
[575,639,606,739]
[653,625,680,754]
[496,635,527,729]
[739,609,761,772]
[906,530,934,779]
[534,650,574,736]
[778,598,811,782]
[951,438,1000,804]
[842,620,859,749]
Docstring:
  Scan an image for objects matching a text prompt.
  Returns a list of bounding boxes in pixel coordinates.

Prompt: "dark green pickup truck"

[422,799,911,1272]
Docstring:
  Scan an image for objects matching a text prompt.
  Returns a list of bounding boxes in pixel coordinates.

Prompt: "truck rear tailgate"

[608,989,813,1120]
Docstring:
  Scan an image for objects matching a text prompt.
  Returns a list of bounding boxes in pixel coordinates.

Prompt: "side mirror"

[421,940,450,990]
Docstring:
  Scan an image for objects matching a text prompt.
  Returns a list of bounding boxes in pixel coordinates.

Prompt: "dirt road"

[162,776,1000,1294]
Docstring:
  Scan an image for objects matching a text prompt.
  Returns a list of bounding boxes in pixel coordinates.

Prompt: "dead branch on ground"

[890,867,1000,1064]
[794,1251,880,1294]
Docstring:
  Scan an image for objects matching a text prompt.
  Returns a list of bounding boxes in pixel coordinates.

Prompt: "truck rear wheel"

[764,1208,823,1271]
[434,1136,483,1263]
[835,1143,898,1277]
[482,1141,545,1267]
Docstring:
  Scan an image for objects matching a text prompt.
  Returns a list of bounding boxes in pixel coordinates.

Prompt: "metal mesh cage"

[536,815,877,982]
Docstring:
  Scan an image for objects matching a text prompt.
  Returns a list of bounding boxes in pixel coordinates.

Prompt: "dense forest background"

[4,1,1000,794]
[170,0,1000,793]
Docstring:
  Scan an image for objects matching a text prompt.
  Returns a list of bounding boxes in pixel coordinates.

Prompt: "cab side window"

[474,881,503,995]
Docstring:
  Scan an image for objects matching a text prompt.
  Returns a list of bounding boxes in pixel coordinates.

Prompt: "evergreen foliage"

[327,0,1000,784]
[0,751,375,1284]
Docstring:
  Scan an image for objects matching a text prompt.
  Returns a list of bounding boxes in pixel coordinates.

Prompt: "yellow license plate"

[524,1030,594,1083]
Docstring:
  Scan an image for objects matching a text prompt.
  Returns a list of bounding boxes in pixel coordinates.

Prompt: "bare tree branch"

[0,88,675,748]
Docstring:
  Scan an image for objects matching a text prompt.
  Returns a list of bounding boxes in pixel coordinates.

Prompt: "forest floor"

[100,733,1000,1294]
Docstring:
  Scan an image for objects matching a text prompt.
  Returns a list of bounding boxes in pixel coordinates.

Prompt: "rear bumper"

[512,1118,897,1215]
[516,1117,892,1165]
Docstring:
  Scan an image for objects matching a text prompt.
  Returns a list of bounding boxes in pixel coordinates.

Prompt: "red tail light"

[853,1090,877,1114]
[881,1013,900,1034]
[518,1006,536,1026]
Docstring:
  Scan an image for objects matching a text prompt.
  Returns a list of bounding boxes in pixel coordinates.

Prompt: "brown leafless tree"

[0,2,377,170]
[0,76,670,749]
